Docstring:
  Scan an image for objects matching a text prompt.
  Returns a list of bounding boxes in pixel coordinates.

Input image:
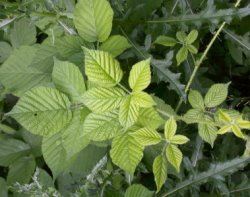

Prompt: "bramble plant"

[0,0,250,196]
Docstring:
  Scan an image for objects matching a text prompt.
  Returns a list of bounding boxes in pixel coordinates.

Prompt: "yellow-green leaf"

[153,155,167,193]
[188,89,204,110]
[186,30,198,44]
[238,120,250,129]
[132,91,155,108]
[166,144,182,172]
[232,124,244,139]
[176,47,188,66]
[198,123,217,147]
[170,135,189,145]
[218,125,232,135]
[155,36,177,47]
[131,128,162,146]
[164,117,177,140]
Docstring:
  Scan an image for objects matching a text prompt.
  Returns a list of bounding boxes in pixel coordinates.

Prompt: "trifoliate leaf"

[170,135,189,145]
[176,47,188,66]
[153,155,167,193]
[188,89,204,110]
[110,132,143,174]
[129,59,151,91]
[100,35,131,57]
[132,91,155,108]
[164,117,177,140]
[9,87,72,136]
[74,0,113,42]
[131,128,162,146]
[82,87,126,112]
[84,48,123,86]
[155,36,177,47]
[166,144,182,172]
[204,83,229,108]
[186,30,198,44]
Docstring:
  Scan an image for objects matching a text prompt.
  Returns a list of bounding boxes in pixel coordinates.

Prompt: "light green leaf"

[84,48,123,86]
[187,45,198,54]
[52,59,86,102]
[137,107,164,129]
[0,46,51,96]
[166,144,182,172]
[7,156,36,185]
[164,117,177,140]
[155,36,177,47]
[82,87,126,112]
[125,184,154,197]
[238,120,250,129]
[176,31,187,42]
[0,42,12,63]
[83,110,122,141]
[232,124,244,139]
[218,109,231,122]
[204,83,229,108]
[176,47,188,66]
[119,95,140,128]
[110,132,143,174]
[62,109,90,158]
[186,30,198,44]
[153,155,167,193]
[183,109,205,124]
[131,127,162,146]
[0,138,30,167]
[100,35,131,57]
[42,132,77,179]
[132,91,155,108]
[188,89,204,110]
[74,0,113,42]
[198,122,217,147]
[218,125,232,135]
[10,17,36,48]
[9,87,72,136]
[129,59,151,91]
[170,135,189,145]
[0,123,16,134]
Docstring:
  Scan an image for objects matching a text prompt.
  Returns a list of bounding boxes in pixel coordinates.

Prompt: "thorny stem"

[175,0,242,112]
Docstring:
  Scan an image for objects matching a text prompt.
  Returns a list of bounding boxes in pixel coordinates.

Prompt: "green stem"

[117,83,131,94]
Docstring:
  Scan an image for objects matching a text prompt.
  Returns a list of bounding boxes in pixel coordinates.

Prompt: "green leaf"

[183,109,205,124]
[170,135,189,145]
[10,17,36,48]
[137,107,164,129]
[198,122,217,147]
[119,95,140,128]
[125,184,154,197]
[0,42,12,63]
[186,30,198,44]
[153,155,167,193]
[0,178,7,197]
[188,90,204,110]
[204,83,229,108]
[82,87,126,112]
[100,35,131,57]
[166,144,182,172]
[83,110,122,141]
[176,31,187,42]
[110,132,143,174]
[52,59,86,102]
[132,91,155,108]
[74,0,113,42]
[187,45,198,54]
[218,109,231,122]
[42,132,77,179]
[176,47,188,66]
[217,125,232,135]
[155,36,177,47]
[7,156,36,185]
[129,59,151,91]
[231,124,244,139]
[164,117,177,140]
[62,109,90,158]
[0,46,51,96]
[238,120,250,129]
[0,138,30,167]
[0,123,16,134]
[131,127,162,146]
[84,48,123,86]
[9,87,72,136]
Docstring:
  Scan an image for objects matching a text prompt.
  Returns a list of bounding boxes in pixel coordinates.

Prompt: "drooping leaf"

[110,132,143,174]
[9,87,72,136]
[52,59,86,102]
[0,42,12,63]
[204,83,229,108]
[0,46,51,96]
[0,138,30,167]
[84,48,123,86]
[131,127,162,146]
[119,95,140,128]
[164,117,177,140]
[129,59,151,91]
[83,110,122,141]
[82,87,126,112]
[132,91,155,108]
[137,107,164,129]
[155,36,177,47]
[7,156,36,185]
[125,184,154,197]
[100,35,131,57]
[166,144,183,172]
[10,17,36,48]
[153,154,167,193]
[74,0,113,42]
[188,89,204,110]
[176,47,188,66]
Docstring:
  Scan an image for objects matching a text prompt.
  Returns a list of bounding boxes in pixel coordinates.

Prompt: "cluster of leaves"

[0,0,250,196]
